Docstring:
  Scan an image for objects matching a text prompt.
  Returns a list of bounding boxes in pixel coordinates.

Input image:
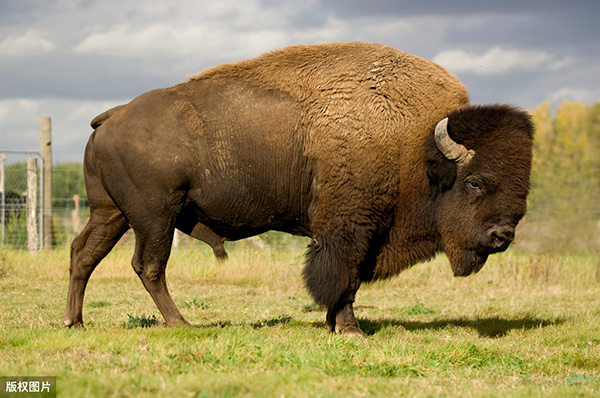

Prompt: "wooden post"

[27,158,39,253]
[71,194,83,234]
[40,117,52,249]
[0,155,5,247]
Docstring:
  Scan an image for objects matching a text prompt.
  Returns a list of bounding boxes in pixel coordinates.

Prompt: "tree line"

[520,101,600,252]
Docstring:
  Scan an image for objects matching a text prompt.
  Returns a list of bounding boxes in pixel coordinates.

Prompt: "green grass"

[0,243,599,397]
[122,314,160,329]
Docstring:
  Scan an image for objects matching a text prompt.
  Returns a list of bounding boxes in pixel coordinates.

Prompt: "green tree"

[521,101,600,252]
[52,162,86,204]
[3,162,28,195]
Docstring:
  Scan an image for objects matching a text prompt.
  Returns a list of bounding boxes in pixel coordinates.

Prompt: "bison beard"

[446,248,489,277]
[63,42,533,336]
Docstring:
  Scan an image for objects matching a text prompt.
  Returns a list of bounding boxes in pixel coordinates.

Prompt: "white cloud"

[548,56,578,71]
[0,98,39,125]
[0,29,55,56]
[432,46,574,75]
[73,24,198,57]
[549,87,598,104]
[0,98,126,162]
[72,23,291,63]
[71,0,304,60]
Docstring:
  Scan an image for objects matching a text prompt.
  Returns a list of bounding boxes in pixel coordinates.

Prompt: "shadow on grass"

[190,316,293,330]
[359,315,565,338]
[186,314,563,338]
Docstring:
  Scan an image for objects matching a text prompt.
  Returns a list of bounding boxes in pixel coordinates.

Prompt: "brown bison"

[64,42,533,335]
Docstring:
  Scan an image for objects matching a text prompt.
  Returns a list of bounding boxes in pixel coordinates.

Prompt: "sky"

[1,0,599,163]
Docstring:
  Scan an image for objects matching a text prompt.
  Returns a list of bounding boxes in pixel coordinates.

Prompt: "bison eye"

[465,179,484,197]
[466,180,480,191]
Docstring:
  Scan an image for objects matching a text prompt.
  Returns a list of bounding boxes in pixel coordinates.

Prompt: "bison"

[64,42,533,335]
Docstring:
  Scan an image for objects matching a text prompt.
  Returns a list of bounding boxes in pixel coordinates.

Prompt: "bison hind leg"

[189,223,228,260]
[64,206,129,328]
[211,243,228,261]
[176,216,228,260]
[131,223,191,327]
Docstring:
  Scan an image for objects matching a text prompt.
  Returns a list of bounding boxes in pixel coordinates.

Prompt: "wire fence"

[0,159,304,250]
[0,151,44,249]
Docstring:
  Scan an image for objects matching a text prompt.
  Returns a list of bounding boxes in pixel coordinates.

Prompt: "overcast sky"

[1,0,599,162]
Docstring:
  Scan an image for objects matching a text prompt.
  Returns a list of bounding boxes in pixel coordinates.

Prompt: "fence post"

[40,117,52,249]
[71,194,83,234]
[27,158,40,253]
[0,155,5,247]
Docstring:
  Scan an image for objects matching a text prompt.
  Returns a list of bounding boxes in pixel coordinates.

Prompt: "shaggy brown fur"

[190,42,471,298]
[64,42,533,336]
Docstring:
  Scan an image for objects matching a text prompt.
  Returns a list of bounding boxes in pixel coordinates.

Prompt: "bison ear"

[426,157,457,192]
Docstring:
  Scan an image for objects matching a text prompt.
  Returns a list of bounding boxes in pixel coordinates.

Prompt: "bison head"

[425,105,533,277]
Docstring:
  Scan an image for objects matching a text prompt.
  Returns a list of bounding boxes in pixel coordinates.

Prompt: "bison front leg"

[303,237,365,336]
[326,280,363,336]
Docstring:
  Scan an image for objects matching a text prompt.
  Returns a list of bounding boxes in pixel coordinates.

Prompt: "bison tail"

[90,104,126,129]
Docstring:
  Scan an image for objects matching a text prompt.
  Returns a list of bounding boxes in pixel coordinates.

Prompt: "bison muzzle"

[64,42,533,336]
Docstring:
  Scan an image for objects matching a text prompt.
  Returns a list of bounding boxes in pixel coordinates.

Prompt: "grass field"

[0,242,599,397]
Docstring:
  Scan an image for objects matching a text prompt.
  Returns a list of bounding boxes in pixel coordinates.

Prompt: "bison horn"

[434,118,475,166]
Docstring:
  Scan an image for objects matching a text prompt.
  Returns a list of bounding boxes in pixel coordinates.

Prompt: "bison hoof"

[63,319,86,330]
[166,318,192,328]
[335,325,366,338]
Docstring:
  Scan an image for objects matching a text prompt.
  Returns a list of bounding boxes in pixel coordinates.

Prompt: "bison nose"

[488,225,514,251]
